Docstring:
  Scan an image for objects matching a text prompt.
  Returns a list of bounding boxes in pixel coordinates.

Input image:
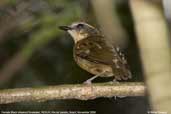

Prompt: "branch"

[0,82,145,104]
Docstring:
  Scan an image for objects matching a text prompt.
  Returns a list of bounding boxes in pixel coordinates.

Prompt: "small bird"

[59,22,132,84]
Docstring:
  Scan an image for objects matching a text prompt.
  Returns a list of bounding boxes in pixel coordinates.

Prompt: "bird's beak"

[59,26,72,31]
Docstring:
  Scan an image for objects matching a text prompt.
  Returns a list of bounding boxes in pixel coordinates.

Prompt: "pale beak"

[59,26,72,31]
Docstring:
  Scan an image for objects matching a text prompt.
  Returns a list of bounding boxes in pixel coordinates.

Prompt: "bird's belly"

[75,56,113,77]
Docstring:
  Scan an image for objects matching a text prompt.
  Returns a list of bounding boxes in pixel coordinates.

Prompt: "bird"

[59,22,132,84]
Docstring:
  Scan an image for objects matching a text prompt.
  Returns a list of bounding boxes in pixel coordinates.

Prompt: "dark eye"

[77,24,84,29]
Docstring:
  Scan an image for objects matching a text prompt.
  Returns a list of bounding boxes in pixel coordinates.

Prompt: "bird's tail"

[112,65,132,81]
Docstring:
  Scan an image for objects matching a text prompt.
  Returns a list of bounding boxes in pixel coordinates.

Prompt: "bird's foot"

[108,79,120,85]
[83,80,92,85]
[112,79,119,83]
[83,75,99,85]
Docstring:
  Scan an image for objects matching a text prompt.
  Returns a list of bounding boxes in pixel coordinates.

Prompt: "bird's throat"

[68,30,88,43]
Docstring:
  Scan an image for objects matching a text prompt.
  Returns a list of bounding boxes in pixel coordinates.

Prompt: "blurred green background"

[0,0,149,113]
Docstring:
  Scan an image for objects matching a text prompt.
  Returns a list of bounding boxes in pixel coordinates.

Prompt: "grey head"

[59,22,100,43]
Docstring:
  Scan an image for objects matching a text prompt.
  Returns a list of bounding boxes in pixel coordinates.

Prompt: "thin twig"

[0,82,145,104]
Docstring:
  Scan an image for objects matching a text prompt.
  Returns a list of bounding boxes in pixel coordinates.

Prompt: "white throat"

[68,30,87,43]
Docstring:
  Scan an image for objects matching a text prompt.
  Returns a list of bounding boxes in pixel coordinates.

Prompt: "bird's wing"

[74,36,132,80]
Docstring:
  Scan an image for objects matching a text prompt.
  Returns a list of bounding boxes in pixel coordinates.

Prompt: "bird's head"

[59,22,100,43]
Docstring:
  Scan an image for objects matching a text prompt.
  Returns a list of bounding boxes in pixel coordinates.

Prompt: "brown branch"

[0,82,145,104]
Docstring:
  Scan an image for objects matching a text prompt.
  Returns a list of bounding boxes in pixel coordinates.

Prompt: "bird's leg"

[108,78,119,85]
[83,72,106,85]
[112,79,119,83]
[83,75,98,85]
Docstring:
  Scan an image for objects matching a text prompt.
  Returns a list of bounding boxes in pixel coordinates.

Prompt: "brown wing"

[74,36,132,80]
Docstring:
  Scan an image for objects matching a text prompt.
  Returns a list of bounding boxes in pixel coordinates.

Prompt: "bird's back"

[74,35,132,80]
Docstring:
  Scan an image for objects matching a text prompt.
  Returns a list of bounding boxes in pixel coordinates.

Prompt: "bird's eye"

[77,24,84,29]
